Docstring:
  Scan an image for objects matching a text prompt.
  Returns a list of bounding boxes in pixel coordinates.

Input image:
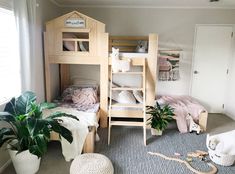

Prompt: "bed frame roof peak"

[45,10,105,26]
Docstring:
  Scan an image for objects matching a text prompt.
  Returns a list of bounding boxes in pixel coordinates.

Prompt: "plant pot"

[151,128,163,136]
[8,149,41,174]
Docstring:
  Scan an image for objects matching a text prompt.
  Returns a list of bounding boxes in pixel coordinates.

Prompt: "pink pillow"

[72,88,98,105]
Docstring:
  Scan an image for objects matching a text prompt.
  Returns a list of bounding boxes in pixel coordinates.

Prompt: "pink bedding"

[59,85,99,113]
[157,95,206,133]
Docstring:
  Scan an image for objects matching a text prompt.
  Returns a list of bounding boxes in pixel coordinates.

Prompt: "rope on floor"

[148,152,217,174]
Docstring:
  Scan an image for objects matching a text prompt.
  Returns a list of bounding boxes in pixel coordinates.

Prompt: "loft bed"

[108,36,208,132]
[109,35,158,107]
[44,11,109,156]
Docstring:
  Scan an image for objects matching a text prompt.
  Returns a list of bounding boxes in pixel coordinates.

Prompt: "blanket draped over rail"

[43,107,99,161]
[157,96,206,133]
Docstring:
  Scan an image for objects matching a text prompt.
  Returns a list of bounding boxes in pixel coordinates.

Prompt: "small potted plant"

[0,91,78,174]
[146,102,174,136]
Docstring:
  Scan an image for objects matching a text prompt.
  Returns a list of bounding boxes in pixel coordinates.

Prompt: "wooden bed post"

[44,32,51,102]
[60,64,70,93]
[99,33,109,128]
[146,34,158,106]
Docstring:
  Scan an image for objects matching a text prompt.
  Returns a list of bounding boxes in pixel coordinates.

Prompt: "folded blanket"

[157,95,206,133]
[43,107,99,161]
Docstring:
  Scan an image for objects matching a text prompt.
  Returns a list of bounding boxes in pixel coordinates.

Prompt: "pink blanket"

[157,95,206,133]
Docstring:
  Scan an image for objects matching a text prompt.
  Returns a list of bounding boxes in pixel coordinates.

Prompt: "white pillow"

[133,90,143,103]
[108,82,120,102]
[117,91,136,104]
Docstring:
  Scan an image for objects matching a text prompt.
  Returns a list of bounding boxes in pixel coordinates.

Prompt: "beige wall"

[60,7,235,96]
[35,0,62,102]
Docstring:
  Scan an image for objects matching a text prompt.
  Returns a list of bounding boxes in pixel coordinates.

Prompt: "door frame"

[190,24,234,112]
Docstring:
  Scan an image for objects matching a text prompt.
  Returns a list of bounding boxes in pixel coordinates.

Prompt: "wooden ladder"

[108,58,147,146]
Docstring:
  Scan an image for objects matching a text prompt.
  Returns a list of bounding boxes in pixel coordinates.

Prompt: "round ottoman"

[70,153,114,174]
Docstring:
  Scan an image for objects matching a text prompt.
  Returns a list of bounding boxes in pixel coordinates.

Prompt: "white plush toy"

[207,130,235,155]
[111,47,131,73]
[186,113,202,135]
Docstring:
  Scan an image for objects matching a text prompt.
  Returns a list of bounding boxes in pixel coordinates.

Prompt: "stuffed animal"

[186,113,202,135]
[136,41,148,53]
[208,137,220,151]
[111,47,131,72]
[207,130,235,155]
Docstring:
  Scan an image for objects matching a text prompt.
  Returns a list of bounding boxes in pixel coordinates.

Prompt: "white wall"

[60,7,235,96]
[225,35,235,119]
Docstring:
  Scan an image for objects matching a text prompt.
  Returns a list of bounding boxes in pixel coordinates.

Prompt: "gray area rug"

[2,127,235,174]
[96,127,235,174]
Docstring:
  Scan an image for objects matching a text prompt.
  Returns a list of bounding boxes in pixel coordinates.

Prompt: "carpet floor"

[2,114,235,174]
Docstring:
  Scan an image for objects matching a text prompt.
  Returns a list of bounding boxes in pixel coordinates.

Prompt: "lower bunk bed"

[43,81,100,161]
[156,95,208,133]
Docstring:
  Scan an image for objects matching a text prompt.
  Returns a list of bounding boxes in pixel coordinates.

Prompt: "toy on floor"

[148,151,217,174]
[111,47,131,72]
[206,131,235,166]
[186,113,202,134]
[187,150,209,161]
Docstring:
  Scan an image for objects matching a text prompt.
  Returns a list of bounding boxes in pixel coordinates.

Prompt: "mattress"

[42,106,99,128]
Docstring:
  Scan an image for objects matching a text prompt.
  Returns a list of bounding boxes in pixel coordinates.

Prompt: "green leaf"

[146,102,174,130]
[0,112,16,122]
[15,91,36,115]
[4,98,16,115]
[40,102,57,110]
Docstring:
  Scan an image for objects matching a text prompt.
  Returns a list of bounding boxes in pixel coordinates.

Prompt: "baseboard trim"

[0,159,11,173]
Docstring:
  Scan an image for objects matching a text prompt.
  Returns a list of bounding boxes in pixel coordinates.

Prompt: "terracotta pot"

[8,149,41,174]
[151,128,163,136]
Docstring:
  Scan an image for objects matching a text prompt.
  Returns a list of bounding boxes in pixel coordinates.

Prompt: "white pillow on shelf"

[117,91,136,104]
[133,90,143,103]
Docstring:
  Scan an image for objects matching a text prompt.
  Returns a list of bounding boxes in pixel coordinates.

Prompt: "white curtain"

[13,0,36,92]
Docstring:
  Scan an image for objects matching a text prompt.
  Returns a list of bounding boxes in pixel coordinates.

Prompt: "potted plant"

[146,102,174,136]
[0,91,78,174]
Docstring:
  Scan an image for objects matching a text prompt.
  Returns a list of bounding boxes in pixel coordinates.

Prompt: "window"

[0,7,21,103]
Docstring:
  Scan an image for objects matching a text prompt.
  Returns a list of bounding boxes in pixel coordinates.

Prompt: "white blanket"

[43,107,99,162]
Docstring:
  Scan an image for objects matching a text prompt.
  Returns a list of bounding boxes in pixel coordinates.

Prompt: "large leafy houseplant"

[146,102,174,135]
[0,91,78,158]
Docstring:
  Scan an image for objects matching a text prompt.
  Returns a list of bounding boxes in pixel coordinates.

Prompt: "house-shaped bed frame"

[44,11,158,128]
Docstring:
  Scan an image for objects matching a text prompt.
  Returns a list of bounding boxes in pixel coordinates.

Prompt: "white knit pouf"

[70,153,114,174]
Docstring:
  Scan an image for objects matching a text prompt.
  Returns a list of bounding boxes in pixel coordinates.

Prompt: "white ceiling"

[50,0,235,8]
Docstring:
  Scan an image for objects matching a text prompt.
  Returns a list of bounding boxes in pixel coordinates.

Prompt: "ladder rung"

[111,103,143,108]
[112,87,143,91]
[109,110,143,118]
[110,121,144,127]
[112,72,143,75]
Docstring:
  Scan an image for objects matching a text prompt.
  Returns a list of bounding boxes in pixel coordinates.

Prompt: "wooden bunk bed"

[44,11,109,153]
[108,36,208,132]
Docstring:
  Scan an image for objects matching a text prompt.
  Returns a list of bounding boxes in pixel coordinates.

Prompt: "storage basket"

[208,149,235,166]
